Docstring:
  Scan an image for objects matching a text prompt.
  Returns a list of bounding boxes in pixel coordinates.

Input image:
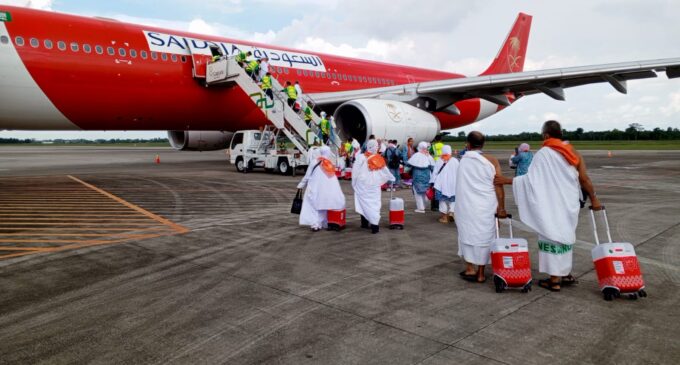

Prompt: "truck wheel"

[278,159,292,175]
[235,157,245,172]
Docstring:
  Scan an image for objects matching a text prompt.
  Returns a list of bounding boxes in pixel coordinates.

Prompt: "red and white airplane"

[0,5,679,150]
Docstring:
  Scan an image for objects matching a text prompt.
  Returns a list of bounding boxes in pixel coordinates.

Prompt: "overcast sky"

[1,0,679,140]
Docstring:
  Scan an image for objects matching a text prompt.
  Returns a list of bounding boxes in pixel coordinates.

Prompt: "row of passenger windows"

[12,36,186,63]
[294,68,395,86]
[9,35,397,85]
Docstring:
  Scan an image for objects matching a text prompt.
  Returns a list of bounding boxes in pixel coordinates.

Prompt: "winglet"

[480,13,532,75]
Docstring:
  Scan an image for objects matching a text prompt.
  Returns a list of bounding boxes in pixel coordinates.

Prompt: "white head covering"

[519,143,530,152]
[366,140,379,154]
[320,111,327,118]
[442,145,452,155]
[319,145,332,157]
[408,142,435,168]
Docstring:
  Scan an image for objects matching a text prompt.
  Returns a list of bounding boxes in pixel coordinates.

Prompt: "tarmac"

[0,146,679,365]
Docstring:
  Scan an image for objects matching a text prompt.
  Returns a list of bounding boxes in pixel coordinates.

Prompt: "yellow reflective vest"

[245,60,259,72]
[432,141,444,161]
[320,118,330,135]
[304,106,312,121]
[261,75,272,90]
[236,51,247,62]
[286,85,298,100]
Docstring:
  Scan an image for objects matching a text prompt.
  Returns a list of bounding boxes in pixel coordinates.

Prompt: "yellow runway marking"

[68,175,190,234]
[0,176,190,260]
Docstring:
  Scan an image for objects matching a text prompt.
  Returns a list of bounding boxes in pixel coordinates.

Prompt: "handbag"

[425,186,435,201]
[290,189,303,214]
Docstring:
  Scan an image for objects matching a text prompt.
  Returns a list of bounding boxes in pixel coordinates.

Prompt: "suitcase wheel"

[603,287,619,301]
[521,282,532,293]
[493,275,505,293]
[628,293,638,300]
[638,289,647,298]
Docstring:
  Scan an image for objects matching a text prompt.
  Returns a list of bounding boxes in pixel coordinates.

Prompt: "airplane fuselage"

[0,6,500,133]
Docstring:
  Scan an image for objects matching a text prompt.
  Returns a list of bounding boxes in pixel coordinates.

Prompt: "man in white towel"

[495,120,601,291]
[353,140,395,234]
[297,146,346,232]
[431,145,459,223]
[456,132,507,283]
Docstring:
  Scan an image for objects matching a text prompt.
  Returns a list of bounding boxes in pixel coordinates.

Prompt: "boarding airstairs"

[201,57,340,162]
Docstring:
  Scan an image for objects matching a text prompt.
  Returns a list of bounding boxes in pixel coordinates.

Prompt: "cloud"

[0,0,52,10]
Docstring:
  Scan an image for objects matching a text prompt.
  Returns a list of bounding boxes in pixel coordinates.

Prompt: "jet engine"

[167,131,233,151]
[334,99,440,145]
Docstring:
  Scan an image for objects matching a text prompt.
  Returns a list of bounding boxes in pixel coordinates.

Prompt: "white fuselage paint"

[0,23,78,130]
[475,99,499,122]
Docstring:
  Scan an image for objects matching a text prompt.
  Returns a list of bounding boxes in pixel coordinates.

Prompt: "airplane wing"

[309,58,680,112]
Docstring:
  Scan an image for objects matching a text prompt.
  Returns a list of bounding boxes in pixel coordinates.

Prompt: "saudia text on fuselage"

[144,31,327,73]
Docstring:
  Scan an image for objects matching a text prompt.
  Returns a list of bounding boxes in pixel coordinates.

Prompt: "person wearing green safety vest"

[343,140,353,166]
[431,135,445,161]
[236,50,251,67]
[303,102,314,127]
[261,72,273,100]
[245,59,261,81]
[283,81,298,109]
[320,115,331,144]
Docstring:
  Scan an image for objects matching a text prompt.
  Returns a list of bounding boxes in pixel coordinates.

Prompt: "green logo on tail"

[0,12,11,22]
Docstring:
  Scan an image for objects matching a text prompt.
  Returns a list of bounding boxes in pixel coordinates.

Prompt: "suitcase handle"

[495,214,513,239]
[589,205,612,245]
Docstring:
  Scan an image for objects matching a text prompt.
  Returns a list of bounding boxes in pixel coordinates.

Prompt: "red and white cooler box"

[327,209,346,231]
[335,167,344,179]
[389,195,404,229]
[344,168,352,180]
[491,215,532,293]
[590,208,646,300]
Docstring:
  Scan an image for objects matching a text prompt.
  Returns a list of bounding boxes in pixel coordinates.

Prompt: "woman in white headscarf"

[430,145,459,223]
[407,141,435,213]
[297,146,346,232]
[353,139,395,233]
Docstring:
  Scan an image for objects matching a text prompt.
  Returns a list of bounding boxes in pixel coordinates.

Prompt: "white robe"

[307,146,321,165]
[431,158,459,198]
[455,151,497,265]
[353,155,395,225]
[512,147,580,276]
[297,159,346,228]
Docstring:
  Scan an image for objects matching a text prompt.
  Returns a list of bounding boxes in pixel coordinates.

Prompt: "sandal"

[459,271,477,282]
[538,279,561,292]
[561,275,578,286]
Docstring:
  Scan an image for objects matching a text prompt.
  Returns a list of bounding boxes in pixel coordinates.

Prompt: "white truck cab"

[228,129,308,175]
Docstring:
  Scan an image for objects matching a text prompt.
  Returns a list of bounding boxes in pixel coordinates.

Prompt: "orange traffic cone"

[154,154,160,164]
[607,151,612,158]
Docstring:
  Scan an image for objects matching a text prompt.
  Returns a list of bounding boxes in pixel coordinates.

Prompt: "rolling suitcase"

[491,215,532,293]
[589,207,647,301]
[344,167,352,180]
[389,190,404,230]
[327,209,346,231]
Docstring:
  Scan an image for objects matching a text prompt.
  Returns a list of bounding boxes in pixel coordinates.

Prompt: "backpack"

[386,147,401,169]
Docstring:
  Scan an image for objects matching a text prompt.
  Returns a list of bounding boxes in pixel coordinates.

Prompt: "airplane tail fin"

[480,12,532,75]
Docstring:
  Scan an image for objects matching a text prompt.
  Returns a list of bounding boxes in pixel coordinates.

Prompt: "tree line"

[444,124,680,142]
[0,138,170,144]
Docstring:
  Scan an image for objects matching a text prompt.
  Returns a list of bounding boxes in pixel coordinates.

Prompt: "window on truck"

[230,133,244,149]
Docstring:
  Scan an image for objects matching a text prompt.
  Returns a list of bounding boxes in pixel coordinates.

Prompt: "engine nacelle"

[167,131,233,151]
[334,99,440,145]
